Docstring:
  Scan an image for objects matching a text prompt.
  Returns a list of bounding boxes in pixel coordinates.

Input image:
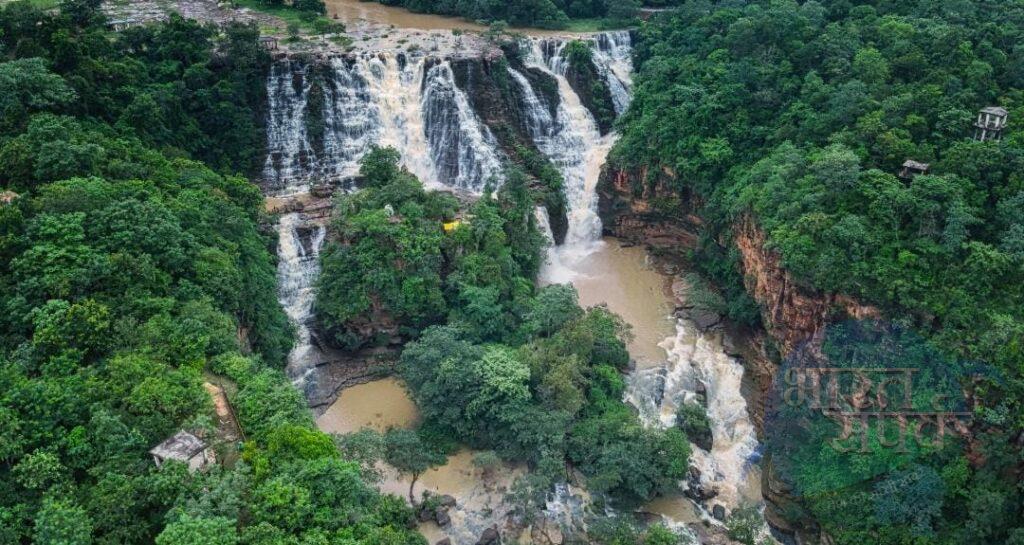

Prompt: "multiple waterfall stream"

[266,28,764,543]
[263,53,506,195]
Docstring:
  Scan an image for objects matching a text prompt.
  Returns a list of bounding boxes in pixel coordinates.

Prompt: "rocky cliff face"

[732,215,881,357]
[564,61,615,135]
[597,164,701,255]
[449,52,570,243]
[599,165,880,357]
[598,164,882,545]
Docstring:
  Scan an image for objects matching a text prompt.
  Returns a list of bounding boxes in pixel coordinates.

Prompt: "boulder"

[695,381,707,406]
[417,507,433,523]
[476,526,500,545]
[435,509,451,527]
[438,494,457,508]
[712,504,727,521]
[683,467,718,503]
[690,308,721,331]
[435,539,452,545]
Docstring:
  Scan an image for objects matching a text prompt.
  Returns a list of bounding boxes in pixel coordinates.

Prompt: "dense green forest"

[0,2,692,543]
[317,148,690,510]
[316,148,545,349]
[0,2,426,543]
[368,0,682,29]
[613,0,1024,543]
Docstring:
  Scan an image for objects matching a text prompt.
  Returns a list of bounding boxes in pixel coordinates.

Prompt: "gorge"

[4,2,1021,544]
[267,20,766,545]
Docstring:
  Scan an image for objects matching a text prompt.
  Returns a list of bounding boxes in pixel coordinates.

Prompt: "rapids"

[265,24,767,543]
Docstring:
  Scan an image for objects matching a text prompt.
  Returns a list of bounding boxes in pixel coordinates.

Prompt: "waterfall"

[263,60,315,196]
[422,60,506,192]
[625,320,762,520]
[262,53,504,195]
[520,33,632,274]
[363,55,435,186]
[509,62,606,250]
[520,32,767,530]
[263,29,767,535]
[593,30,634,115]
[276,212,327,387]
[319,57,378,181]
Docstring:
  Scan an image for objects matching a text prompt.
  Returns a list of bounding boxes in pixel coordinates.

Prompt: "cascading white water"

[519,35,627,266]
[521,32,767,531]
[276,212,327,386]
[363,55,436,186]
[593,30,634,116]
[262,53,504,195]
[268,52,508,393]
[422,60,506,191]
[318,57,378,181]
[625,320,761,519]
[264,60,316,195]
[265,29,766,537]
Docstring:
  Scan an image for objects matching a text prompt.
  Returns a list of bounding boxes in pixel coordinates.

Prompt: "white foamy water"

[276,212,327,385]
[520,35,629,278]
[625,319,762,520]
[266,29,767,540]
[263,53,504,196]
[520,31,766,531]
[264,61,315,189]
[593,30,634,115]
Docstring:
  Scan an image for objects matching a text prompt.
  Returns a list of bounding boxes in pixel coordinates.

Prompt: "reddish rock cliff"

[597,165,701,255]
[599,164,882,545]
[732,215,880,357]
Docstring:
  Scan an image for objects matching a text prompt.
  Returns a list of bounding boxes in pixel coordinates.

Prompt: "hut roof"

[902,160,930,171]
[149,431,206,461]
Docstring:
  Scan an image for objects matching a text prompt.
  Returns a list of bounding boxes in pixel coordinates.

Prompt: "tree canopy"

[0,2,424,544]
[614,0,1024,542]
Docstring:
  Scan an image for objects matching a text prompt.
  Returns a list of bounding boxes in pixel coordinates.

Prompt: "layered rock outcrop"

[449,52,569,243]
[598,164,881,545]
[598,165,879,357]
[597,165,701,255]
[732,215,881,357]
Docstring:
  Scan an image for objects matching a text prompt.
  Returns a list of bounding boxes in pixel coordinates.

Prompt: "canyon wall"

[598,165,879,358]
[597,164,702,255]
[598,164,882,544]
[732,215,881,357]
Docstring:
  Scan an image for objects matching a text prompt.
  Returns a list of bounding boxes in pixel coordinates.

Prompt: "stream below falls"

[263,12,767,542]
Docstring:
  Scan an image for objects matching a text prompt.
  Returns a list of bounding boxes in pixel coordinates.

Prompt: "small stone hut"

[899,160,930,180]
[149,431,212,472]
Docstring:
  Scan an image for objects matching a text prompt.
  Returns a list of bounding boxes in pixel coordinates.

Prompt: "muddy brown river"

[314,240,692,539]
[326,0,588,36]
[326,0,487,31]
[316,377,419,434]
[542,239,676,369]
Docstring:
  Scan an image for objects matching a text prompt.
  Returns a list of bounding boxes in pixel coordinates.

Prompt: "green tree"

[35,496,93,545]
[383,429,446,505]
[156,515,239,545]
